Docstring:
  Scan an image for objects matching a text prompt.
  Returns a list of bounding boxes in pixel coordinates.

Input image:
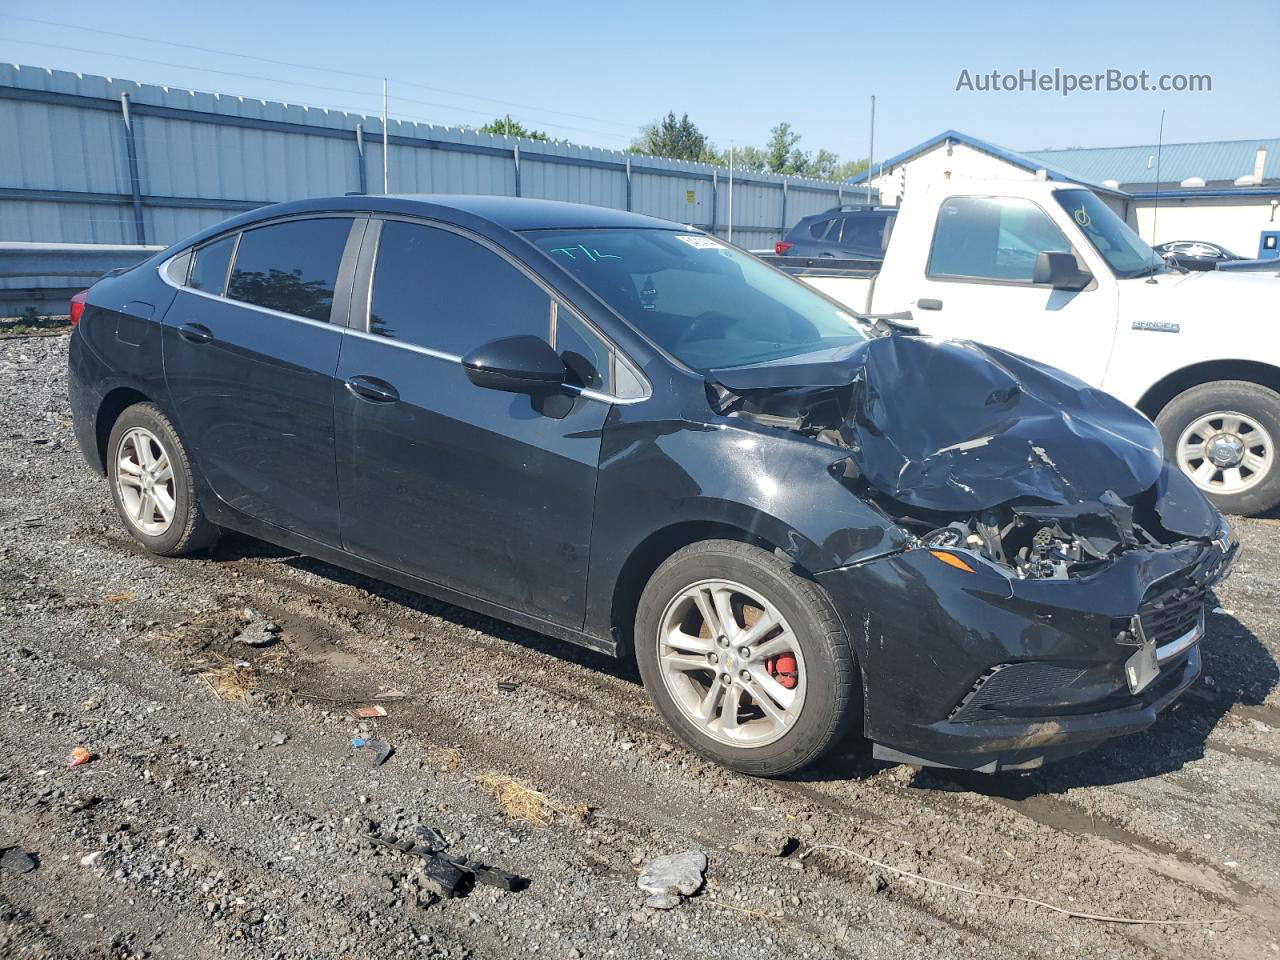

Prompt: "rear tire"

[635,540,859,777]
[106,403,218,556]
[1155,380,1280,516]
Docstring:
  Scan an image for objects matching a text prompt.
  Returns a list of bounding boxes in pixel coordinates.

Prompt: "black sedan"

[68,195,1236,775]
[1154,240,1244,271]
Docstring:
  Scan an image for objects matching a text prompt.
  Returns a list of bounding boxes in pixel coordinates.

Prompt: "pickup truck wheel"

[1156,380,1280,516]
[634,540,859,777]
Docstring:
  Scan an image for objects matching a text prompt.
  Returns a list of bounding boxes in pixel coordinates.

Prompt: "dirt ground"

[2,331,1278,960]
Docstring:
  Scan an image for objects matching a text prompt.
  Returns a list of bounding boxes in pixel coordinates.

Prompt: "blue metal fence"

[0,64,863,298]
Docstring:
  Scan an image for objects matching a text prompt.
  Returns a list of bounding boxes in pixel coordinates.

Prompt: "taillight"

[69,289,89,328]
[775,241,793,256]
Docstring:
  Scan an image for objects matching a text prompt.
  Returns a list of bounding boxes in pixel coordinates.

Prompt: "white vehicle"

[782,180,1280,515]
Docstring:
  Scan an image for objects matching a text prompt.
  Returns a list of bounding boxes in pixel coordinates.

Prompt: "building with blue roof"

[852,130,1279,257]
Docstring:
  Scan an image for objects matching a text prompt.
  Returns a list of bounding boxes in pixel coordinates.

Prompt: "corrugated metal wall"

[1,64,860,292]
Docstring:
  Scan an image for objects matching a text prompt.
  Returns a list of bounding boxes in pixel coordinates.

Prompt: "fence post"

[711,170,718,237]
[513,143,522,197]
[625,157,632,211]
[118,93,146,245]
[355,124,368,194]
[780,178,789,235]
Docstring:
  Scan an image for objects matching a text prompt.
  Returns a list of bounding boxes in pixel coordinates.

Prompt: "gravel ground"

[2,331,1278,960]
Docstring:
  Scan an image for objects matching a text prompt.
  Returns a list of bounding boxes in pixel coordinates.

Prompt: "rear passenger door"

[162,216,363,545]
[333,218,614,628]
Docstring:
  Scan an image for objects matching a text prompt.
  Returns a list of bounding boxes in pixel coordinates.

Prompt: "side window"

[226,218,352,322]
[555,308,611,392]
[369,220,550,354]
[187,235,236,294]
[839,215,886,253]
[927,197,1072,282]
[808,218,835,240]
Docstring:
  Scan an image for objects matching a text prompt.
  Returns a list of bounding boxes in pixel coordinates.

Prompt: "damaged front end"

[709,335,1237,771]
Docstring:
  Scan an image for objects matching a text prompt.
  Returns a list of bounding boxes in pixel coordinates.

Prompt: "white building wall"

[1130,196,1278,256]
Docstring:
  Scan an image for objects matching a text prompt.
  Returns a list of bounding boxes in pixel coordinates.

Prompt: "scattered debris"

[103,591,134,603]
[350,704,388,719]
[729,830,796,858]
[365,822,527,898]
[79,851,103,868]
[200,659,257,702]
[0,847,37,875]
[496,681,519,694]
[476,773,585,827]
[352,737,393,766]
[270,731,289,747]
[68,746,92,767]
[20,516,44,527]
[236,619,282,647]
[1212,606,1234,616]
[637,849,707,909]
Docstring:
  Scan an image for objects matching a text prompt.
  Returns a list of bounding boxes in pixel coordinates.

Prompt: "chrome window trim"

[343,325,461,364]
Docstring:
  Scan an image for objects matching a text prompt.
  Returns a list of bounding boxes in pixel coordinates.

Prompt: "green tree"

[765,122,805,174]
[630,112,713,162]
[479,115,548,140]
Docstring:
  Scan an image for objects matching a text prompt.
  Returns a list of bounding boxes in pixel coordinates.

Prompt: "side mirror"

[1033,251,1092,290]
[462,335,566,394]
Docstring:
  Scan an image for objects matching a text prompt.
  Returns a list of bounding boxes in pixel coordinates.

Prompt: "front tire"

[1156,380,1280,516]
[106,402,218,556]
[635,540,859,777]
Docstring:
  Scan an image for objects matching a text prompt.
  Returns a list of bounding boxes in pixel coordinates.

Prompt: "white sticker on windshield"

[675,234,724,250]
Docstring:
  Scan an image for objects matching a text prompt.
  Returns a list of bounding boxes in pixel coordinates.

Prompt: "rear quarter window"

[187,235,237,294]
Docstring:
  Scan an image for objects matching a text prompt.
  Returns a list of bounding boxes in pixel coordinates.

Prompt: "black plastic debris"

[351,737,393,766]
[365,823,527,897]
[496,681,519,694]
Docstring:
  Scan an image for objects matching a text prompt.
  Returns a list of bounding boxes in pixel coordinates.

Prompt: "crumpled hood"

[711,335,1166,512]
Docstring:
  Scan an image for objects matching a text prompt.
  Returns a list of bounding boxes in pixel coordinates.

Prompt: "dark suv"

[775,205,897,259]
[68,195,1234,776]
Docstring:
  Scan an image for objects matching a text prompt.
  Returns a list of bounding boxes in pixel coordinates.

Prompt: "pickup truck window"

[1052,188,1165,279]
[927,197,1072,283]
[528,228,867,372]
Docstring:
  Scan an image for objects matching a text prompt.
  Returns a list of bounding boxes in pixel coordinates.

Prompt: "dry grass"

[199,657,258,702]
[432,746,464,771]
[475,772,588,827]
[104,591,135,604]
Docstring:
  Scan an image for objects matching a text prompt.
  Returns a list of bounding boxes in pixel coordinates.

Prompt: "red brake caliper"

[766,653,799,689]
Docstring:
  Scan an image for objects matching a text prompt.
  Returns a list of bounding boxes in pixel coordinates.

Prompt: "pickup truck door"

[905,195,1117,385]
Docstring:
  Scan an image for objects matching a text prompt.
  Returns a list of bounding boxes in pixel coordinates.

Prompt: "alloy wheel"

[656,578,807,748]
[115,426,177,537]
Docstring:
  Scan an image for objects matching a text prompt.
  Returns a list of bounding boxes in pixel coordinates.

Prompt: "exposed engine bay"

[708,334,1223,580]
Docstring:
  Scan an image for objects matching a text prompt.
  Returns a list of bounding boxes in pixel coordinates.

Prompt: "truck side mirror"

[1033,251,1092,290]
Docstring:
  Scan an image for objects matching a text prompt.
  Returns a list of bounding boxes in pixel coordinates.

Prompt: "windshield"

[525,228,867,371]
[1053,189,1164,279]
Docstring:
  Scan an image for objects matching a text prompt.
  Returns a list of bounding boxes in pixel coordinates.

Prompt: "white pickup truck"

[774,180,1280,515]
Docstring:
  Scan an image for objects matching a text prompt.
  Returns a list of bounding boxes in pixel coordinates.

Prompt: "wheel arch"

[1136,360,1280,420]
[607,520,798,663]
[95,386,154,475]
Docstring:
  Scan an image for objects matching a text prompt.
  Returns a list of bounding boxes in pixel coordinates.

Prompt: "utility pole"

[867,95,876,205]
[382,78,390,194]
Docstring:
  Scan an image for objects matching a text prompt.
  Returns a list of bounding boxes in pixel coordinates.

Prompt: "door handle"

[345,375,400,404]
[178,322,213,343]
[917,298,943,311]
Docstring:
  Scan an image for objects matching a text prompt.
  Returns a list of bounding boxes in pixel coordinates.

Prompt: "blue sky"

[1,0,1275,165]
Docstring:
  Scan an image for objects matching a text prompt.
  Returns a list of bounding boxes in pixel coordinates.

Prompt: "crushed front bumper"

[816,534,1236,772]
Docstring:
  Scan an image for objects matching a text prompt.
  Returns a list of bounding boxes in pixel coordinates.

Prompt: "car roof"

[385,194,678,231]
